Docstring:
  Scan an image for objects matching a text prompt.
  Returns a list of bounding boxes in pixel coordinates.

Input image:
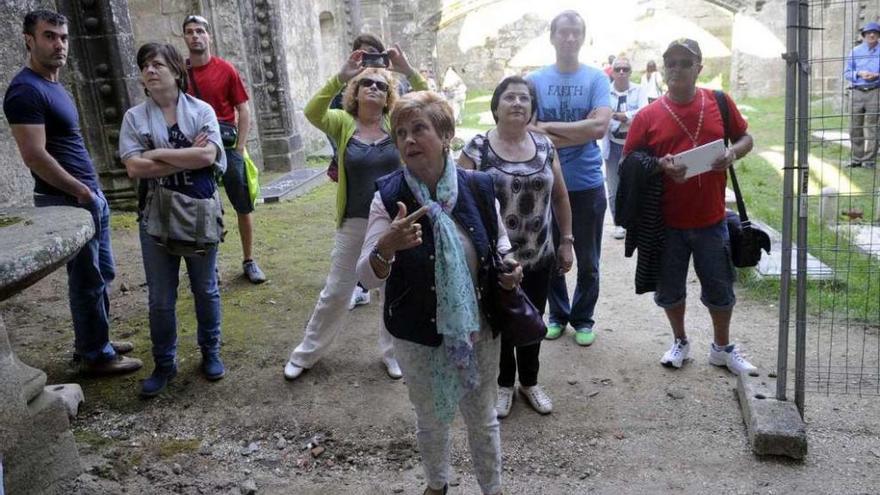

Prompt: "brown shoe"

[73,341,134,362]
[111,341,134,354]
[81,355,143,376]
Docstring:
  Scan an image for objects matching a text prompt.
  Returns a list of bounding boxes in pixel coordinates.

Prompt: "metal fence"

[779,0,880,415]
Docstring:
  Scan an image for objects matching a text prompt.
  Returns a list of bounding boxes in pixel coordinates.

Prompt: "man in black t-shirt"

[3,10,142,375]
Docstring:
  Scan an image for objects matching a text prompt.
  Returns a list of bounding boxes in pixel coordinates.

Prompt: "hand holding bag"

[713,90,771,268]
[468,171,547,347]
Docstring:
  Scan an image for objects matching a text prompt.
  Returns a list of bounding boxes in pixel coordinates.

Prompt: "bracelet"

[560,235,575,245]
[372,247,395,266]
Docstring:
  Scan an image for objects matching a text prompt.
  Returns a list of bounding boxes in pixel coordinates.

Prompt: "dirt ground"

[3,184,880,495]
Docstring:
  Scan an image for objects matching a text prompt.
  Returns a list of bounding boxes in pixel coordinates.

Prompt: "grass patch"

[154,438,201,458]
[459,90,494,132]
[736,95,880,323]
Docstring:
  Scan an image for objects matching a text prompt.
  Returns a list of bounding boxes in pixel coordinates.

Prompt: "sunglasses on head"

[184,15,209,27]
[358,78,389,92]
[614,67,632,73]
[664,59,696,69]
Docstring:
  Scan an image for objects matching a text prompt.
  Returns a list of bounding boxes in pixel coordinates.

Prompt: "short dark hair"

[136,43,188,95]
[351,34,384,53]
[23,10,67,37]
[549,10,585,37]
[490,76,537,124]
[182,14,210,32]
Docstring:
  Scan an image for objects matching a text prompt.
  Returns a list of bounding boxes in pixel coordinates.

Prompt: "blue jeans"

[654,221,736,311]
[548,186,607,329]
[34,191,116,362]
[604,141,623,223]
[138,221,222,367]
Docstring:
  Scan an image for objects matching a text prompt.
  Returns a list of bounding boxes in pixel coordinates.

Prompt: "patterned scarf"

[404,156,481,423]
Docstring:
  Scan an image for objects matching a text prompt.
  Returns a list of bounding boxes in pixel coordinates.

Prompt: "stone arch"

[416,0,785,97]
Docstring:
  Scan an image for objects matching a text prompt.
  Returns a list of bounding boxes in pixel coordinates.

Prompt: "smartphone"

[362,52,389,68]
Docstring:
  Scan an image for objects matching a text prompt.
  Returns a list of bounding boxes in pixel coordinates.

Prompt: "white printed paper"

[675,139,727,179]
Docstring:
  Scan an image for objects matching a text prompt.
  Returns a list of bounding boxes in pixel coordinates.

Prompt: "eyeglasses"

[614,67,632,73]
[664,59,696,69]
[358,78,389,92]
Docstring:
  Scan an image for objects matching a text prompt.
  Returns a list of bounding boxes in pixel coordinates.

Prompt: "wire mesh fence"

[797,0,880,397]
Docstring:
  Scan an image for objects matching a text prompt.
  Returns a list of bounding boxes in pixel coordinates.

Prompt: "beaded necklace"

[661,90,705,148]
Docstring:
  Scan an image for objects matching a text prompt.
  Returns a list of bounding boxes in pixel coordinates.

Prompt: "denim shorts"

[223,147,254,214]
[654,220,736,311]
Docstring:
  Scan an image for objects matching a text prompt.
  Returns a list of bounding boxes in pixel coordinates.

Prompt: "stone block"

[736,372,807,459]
[44,384,85,419]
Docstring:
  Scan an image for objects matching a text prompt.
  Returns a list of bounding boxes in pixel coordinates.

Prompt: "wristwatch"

[560,235,575,245]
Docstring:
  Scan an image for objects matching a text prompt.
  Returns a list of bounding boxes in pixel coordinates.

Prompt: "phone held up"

[361,52,389,68]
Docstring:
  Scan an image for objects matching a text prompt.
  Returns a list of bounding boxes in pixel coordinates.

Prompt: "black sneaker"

[81,355,143,376]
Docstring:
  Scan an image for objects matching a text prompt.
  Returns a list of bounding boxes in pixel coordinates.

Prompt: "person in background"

[843,22,880,168]
[527,10,611,346]
[641,60,665,103]
[183,14,266,283]
[623,38,757,375]
[282,45,426,382]
[603,54,616,80]
[459,76,573,418]
[602,56,648,240]
[358,91,516,495]
[119,42,227,396]
[3,9,142,376]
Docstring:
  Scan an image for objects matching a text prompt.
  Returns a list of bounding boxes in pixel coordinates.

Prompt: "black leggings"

[498,261,552,388]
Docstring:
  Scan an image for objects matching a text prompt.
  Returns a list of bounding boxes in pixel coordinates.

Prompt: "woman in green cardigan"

[283,45,427,381]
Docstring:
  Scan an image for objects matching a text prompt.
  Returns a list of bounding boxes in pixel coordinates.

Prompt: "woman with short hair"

[357,91,519,495]
[119,42,227,397]
[459,76,574,418]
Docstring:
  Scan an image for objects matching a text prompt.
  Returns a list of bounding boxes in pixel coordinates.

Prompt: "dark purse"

[713,90,771,268]
[468,165,547,347]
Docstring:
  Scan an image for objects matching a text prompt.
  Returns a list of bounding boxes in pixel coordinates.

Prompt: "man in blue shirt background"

[844,22,880,168]
[3,10,142,375]
[528,10,611,348]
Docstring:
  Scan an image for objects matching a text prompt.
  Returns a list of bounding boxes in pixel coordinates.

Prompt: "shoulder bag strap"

[467,172,498,253]
[479,133,490,171]
[186,59,202,99]
[713,90,750,226]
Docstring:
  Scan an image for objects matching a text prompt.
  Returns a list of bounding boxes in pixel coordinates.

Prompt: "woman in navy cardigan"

[357,91,519,495]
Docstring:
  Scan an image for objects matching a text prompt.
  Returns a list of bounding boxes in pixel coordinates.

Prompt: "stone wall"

[0,0,55,207]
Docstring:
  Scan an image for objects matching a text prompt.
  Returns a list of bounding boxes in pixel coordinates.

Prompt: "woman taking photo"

[119,43,226,397]
[283,45,426,381]
[459,76,574,418]
[357,91,518,495]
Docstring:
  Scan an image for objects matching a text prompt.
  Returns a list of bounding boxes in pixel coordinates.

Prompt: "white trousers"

[288,218,394,368]
[393,331,502,495]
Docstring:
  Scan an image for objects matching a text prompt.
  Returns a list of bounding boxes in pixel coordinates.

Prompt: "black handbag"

[468,170,547,347]
[713,90,771,268]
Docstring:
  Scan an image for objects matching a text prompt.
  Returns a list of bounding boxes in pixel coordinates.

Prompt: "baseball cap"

[861,22,880,34]
[183,14,209,31]
[663,38,702,61]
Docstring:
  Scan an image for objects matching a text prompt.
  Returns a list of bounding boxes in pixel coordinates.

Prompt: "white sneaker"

[660,338,690,369]
[612,226,626,240]
[519,385,553,414]
[496,386,514,418]
[383,357,403,379]
[348,286,370,310]
[283,361,305,381]
[709,344,758,376]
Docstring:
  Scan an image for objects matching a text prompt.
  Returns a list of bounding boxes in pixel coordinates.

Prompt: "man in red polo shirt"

[183,14,266,284]
[623,39,757,375]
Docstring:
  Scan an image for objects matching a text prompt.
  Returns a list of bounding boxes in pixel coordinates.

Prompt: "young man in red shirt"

[623,39,757,375]
[183,15,266,284]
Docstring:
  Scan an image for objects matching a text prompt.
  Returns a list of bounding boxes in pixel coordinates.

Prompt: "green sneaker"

[575,328,596,346]
[545,323,565,340]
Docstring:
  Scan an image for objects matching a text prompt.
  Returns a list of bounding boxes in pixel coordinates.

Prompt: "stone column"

[238,0,305,171]
[55,0,141,209]
[0,206,96,494]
